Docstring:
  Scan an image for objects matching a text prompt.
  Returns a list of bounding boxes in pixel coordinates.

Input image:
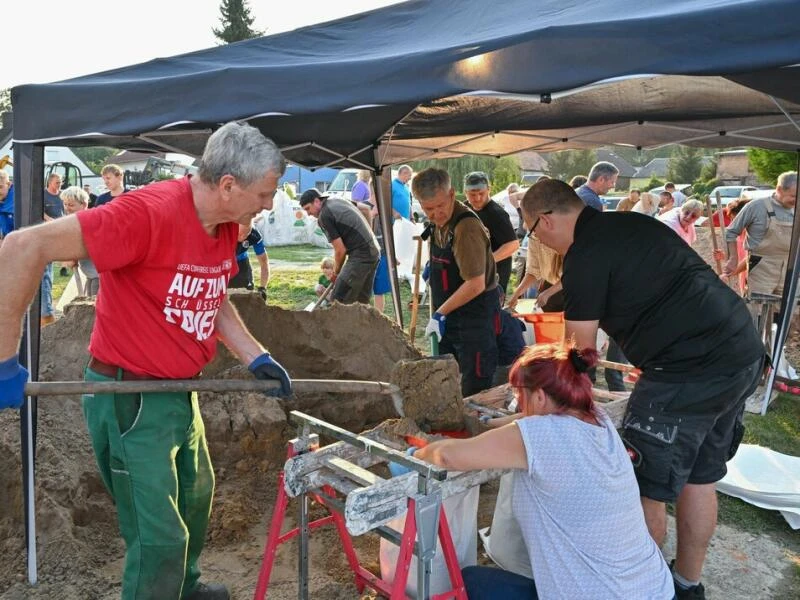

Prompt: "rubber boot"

[183,582,230,600]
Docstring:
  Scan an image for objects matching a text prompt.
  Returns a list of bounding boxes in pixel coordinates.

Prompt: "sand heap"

[390,356,464,431]
[0,294,424,598]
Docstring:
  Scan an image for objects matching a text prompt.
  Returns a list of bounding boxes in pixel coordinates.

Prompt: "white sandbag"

[393,218,428,283]
[716,444,800,529]
[380,486,479,598]
[255,190,331,247]
[56,273,81,312]
[478,471,533,578]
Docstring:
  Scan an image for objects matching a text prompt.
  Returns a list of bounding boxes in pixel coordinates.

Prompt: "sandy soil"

[0,290,798,599]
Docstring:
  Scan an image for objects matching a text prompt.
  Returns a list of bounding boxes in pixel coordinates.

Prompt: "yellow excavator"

[0,154,83,189]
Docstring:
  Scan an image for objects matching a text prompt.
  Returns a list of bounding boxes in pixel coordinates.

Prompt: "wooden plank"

[325,456,384,488]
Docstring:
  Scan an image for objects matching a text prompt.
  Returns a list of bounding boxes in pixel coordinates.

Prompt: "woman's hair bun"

[568,347,590,373]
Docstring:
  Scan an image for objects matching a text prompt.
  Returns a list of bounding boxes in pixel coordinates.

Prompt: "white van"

[328,168,423,221]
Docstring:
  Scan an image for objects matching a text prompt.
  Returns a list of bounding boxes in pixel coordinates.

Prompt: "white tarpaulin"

[716,444,800,529]
[393,218,428,283]
[255,190,331,248]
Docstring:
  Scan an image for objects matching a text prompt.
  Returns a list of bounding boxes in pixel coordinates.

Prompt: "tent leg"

[372,166,403,327]
[14,142,44,585]
[761,151,800,414]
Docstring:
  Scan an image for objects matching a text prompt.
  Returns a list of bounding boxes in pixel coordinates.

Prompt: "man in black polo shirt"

[521,179,764,600]
[464,172,519,295]
[300,188,380,304]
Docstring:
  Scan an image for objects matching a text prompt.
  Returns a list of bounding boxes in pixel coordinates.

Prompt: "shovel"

[25,377,407,417]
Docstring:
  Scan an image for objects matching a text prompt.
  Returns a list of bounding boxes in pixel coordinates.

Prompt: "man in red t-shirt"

[0,122,291,600]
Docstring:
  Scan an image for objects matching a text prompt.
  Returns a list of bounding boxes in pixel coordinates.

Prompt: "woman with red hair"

[413,343,674,599]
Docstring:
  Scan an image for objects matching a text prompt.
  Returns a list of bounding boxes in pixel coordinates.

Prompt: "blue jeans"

[461,566,538,599]
[41,263,53,317]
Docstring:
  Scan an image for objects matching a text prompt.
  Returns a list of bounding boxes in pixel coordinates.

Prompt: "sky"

[3,0,405,90]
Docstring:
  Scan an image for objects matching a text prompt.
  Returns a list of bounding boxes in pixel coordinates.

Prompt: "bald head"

[520,179,586,255]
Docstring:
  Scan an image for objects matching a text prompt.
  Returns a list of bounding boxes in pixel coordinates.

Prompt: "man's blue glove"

[421,262,431,283]
[248,352,292,398]
[424,312,446,343]
[0,355,28,410]
[388,446,419,478]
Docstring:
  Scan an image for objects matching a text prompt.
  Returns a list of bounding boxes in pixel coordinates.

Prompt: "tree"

[747,148,798,185]
[489,156,522,193]
[544,151,572,181]
[0,89,10,114]
[544,149,596,182]
[213,0,262,44]
[667,145,703,183]
[72,147,118,175]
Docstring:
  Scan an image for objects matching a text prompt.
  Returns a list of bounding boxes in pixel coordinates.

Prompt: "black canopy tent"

[9,0,800,585]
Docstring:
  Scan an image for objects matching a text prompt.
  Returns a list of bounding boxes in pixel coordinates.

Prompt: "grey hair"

[587,161,619,182]
[357,170,371,182]
[507,183,520,193]
[198,122,286,186]
[398,164,412,176]
[59,185,89,206]
[412,168,451,201]
[680,199,704,217]
[777,171,797,191]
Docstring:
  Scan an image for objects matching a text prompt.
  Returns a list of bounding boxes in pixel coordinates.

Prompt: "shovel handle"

[25,378,399,397]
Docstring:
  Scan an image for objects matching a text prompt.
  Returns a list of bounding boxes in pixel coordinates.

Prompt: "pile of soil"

[390,356,464,431]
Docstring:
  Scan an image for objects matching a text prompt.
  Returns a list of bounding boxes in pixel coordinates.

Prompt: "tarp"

[11,0,800,167]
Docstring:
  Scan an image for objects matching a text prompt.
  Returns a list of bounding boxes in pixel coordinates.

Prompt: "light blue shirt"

[391,178,411,220]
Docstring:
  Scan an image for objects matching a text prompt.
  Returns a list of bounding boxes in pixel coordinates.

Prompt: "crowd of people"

[0,126,796,600]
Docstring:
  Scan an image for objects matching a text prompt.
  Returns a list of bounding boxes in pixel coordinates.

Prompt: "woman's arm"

[414,422,528,471]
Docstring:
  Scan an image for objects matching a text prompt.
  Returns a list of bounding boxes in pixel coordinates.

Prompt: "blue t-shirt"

[44,190,64,219]
[351,180,370,204]
[391,178,411,220]
[0,184,13,235]
[575,184,604,211]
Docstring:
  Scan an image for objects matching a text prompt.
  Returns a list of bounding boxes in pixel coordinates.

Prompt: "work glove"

[257,286,267,302]
[0,355,28,410]
[425,312,446,343]
[248,352,292,398]
[388,446,418,477]
[421,262,430,283]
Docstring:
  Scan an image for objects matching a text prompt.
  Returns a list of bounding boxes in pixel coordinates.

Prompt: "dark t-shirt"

[44,190,64,219]
[470,199,517,290]
[94,188,128,207]
[318,198,380,262]
[563,208,763,382]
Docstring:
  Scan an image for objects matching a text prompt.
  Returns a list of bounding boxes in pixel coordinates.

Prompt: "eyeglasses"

[531,210,553,233]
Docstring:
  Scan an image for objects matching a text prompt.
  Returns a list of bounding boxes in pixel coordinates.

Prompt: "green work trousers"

[82,367,215,600]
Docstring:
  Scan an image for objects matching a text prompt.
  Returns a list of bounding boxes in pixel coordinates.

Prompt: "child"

[316,257,335,296]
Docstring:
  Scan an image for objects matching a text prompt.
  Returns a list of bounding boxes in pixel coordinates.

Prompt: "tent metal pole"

[135,135,200,156]
[733,134,800,148]
[372,163,403,327]
[768,96,800,135]
[760,151,800,414]
[13,142,44,586]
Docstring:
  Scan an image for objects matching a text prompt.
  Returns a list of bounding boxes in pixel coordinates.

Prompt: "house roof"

[596,149,637,177]
[516,151,548,172]
[634,158,670,178]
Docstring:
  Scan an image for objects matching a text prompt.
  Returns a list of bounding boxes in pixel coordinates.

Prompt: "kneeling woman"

[413,343,674,599]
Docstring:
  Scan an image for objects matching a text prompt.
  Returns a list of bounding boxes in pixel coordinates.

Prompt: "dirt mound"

[391,356,464,431]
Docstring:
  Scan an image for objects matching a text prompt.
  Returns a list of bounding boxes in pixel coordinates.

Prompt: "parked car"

[602,196,624,211]
[708,185,758,205]
[648,183,694,197]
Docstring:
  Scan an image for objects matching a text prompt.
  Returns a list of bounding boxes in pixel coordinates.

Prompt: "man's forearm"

[334,248,346,274]
[437,276,485,316]
[216,298,266,365]
[725,240,737,261]
[493,239,520,263]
